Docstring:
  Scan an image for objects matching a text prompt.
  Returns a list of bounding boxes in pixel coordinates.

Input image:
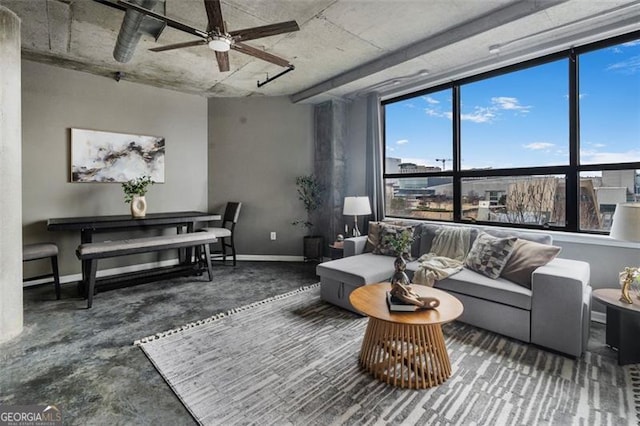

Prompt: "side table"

[592,288,640,365]
[328,244,344,260]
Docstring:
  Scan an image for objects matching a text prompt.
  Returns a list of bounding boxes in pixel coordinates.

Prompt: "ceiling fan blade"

[232,42,291,67]
[229,21,299,42]
[216,51,230,72]
[203,0,226,33]
[118,0,207,38]
[149,40,207,52]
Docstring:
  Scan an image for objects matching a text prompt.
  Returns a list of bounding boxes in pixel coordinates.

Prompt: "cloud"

[461,107,496,123]
[491,96,531,113]
[425,95,531,124]
[396,139,409,145]
[563,93,587,99]
[606,55,640,74]
[580,149,640,164]
[423,96,440,105]
[523,142,555,150]
[586,142,606,148]
[622,40,640,47]
[386,146,395,152]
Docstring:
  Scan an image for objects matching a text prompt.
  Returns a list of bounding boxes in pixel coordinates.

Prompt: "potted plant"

[122,175,154,218]
[292,174,325,261]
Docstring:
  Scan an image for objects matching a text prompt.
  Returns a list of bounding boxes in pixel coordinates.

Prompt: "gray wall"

[208,97,313,257]
[345,97,367,198]
[22,60,208,277]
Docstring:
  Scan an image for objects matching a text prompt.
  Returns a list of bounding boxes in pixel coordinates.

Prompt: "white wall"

[22,60,208,276]
[208,96,314,257]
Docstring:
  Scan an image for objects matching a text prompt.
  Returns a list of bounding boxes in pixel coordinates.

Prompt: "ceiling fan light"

[208,36,231,52]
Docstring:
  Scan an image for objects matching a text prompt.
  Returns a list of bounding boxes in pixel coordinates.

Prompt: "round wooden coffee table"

[349,282,463,389]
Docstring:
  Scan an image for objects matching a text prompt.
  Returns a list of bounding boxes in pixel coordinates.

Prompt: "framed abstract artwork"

[70,128,165,183]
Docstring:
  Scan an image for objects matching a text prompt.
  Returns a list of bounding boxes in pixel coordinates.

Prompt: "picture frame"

[70,128,165,183]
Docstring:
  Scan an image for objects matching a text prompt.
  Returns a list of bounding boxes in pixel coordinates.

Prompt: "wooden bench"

[76,233,218,308]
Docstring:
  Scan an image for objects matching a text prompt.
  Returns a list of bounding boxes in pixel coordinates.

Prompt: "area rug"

[136,284,637,425]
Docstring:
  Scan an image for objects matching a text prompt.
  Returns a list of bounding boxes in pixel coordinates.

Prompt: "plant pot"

[130,195,147,218]
[303,235,323,262]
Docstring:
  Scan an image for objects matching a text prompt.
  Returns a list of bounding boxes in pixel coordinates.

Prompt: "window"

[580,41,640,165]
[382,32,640,234]
[384,89,453,174]
[461,60,569,170]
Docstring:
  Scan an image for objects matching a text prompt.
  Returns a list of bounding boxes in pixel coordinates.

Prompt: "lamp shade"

[610,203,640,242]
[343,196,372,216]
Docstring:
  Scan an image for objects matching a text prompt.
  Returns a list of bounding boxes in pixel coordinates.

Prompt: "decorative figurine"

[390,256,440,309]
[619,267,639,304]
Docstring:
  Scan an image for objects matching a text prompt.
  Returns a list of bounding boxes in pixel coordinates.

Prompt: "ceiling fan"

[118,0,299,73]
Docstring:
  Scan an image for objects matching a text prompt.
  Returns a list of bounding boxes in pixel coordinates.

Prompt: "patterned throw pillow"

[373,223,414,257]
[464,232,517,279]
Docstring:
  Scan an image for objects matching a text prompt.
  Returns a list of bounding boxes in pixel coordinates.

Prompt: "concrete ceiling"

[2,0,639,104]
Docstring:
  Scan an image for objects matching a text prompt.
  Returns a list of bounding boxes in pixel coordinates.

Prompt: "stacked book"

[386,291,422,312]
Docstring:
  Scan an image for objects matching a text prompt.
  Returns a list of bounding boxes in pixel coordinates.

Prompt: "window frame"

[381,30,640,234]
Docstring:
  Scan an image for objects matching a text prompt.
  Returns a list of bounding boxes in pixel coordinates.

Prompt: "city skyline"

[385,39,639,171]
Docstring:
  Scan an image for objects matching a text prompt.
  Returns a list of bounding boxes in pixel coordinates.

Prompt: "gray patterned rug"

[136,284,637,425]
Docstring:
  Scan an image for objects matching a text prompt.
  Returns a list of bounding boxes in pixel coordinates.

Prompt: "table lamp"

[609,202,640,304]
[343,196,371,237]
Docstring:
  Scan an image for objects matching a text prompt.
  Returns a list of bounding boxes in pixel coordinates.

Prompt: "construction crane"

[435,158,452,170]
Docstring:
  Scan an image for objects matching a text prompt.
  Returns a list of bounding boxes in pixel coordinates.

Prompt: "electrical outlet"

[270,232,277,241]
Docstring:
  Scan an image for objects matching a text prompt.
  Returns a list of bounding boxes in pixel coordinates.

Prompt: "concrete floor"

[0,261,319,425]
[1,261,617,425]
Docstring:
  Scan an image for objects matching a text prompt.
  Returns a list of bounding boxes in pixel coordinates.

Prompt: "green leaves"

[383,228,414,256]
[293,174,324,231]
[122,175,154,203]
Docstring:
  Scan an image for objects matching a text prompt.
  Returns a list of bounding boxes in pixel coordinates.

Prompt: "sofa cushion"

[316,253,395,286]
[434,268,533,310]
[501,239,562,289]
[464,232,517,279]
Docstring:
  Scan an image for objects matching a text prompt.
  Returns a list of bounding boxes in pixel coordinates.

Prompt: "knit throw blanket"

[412,227,471,286]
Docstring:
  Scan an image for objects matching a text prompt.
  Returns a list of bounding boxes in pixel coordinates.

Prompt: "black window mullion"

[453,85,462,221]
[566,49,579,231]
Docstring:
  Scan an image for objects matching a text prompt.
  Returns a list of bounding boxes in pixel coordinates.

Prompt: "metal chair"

[23,242,61,299]
[199,202,242,266]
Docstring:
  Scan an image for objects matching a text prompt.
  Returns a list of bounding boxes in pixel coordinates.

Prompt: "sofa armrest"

[344,236,369,257]
[530,258,591,357]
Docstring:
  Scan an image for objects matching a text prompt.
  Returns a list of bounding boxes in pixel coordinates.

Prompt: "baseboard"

[236,254,305,262]
[24,255,306,288]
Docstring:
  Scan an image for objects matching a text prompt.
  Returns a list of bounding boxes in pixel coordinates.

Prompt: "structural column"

[314,100,347,256]
[0,6,23,342]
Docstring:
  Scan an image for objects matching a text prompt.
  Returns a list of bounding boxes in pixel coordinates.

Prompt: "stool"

[23,242,61,300]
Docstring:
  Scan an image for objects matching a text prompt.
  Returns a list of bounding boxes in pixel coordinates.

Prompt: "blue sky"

[385,38,640,171]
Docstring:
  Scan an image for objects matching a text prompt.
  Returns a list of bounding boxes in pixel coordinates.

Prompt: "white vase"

[131,195,147,218]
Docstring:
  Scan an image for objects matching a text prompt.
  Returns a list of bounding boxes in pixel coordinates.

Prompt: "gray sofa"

[317,223,592,358]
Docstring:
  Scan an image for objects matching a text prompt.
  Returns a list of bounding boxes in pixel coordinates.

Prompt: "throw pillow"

[363,222,382,253]
[501,239,561,288]
[464,232,517,279]
[373,223,414,257]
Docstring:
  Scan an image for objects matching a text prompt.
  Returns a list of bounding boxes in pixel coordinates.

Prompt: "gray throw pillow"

[363,221,381,253]
[500,239,561,288]
[464,232,517,279]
